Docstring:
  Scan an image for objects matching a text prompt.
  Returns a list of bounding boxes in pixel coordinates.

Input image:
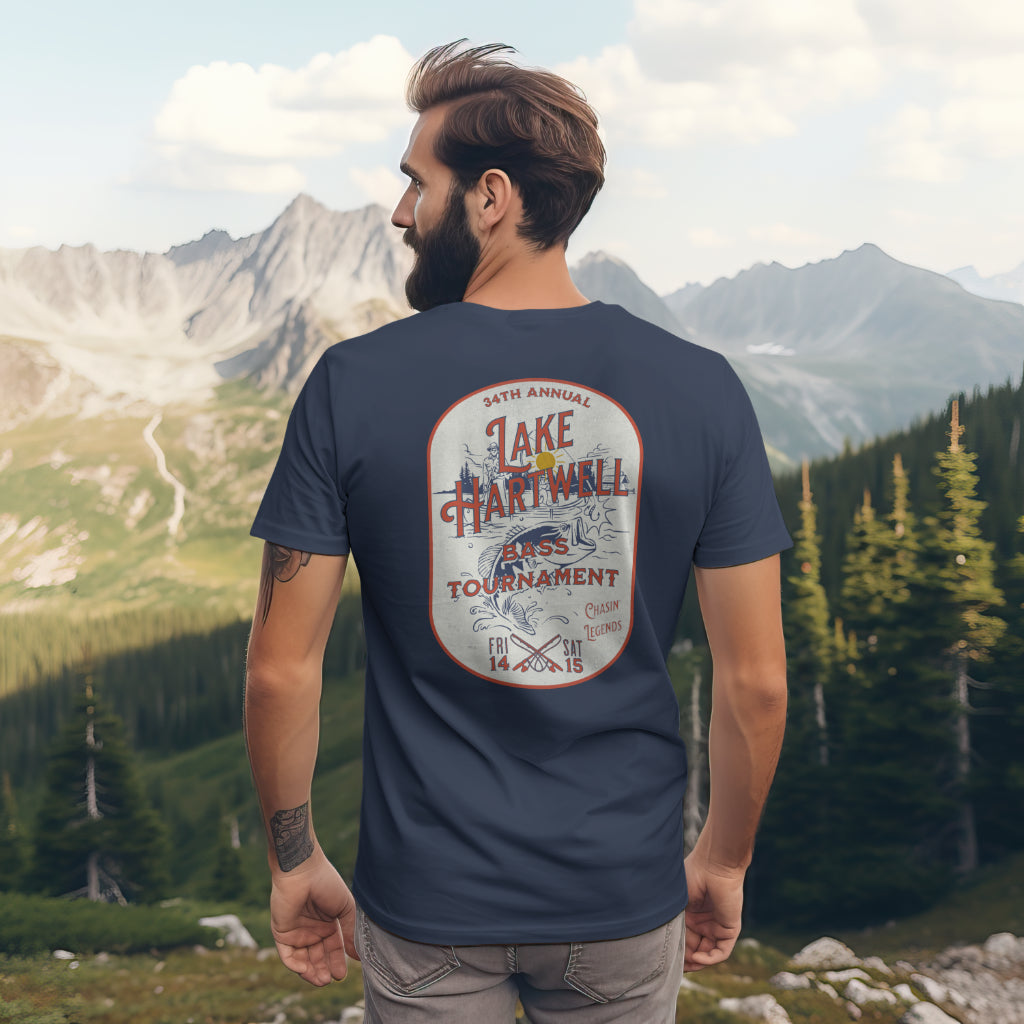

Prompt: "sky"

[2,0,1022,293]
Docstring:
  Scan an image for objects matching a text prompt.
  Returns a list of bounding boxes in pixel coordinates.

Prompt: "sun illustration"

[534,451,557,471]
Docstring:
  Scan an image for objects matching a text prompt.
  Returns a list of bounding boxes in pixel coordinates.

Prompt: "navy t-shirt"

[251,300,791,944]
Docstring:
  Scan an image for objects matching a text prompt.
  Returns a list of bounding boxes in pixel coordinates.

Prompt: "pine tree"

[29,673,170,903]
[926,400,1007,875]
[755,461,837,923]
[828,455,953,919]
[208,814,247,902]
[0,771,27,891]
[786,460,833,768]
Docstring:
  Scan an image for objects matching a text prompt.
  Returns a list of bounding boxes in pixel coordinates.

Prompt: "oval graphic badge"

[428,379,643,688]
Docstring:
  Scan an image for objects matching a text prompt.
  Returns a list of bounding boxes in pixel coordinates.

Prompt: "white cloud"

[872,52,1024,183]
[872,106,964,183]
[141,35,415,193]
[630,0,872,81]
[560,45,800,146]
[858,0,1024,54]
[558,0,881,148]
[748,224,825,246]
[351,165,405,209]
[622,168,668,200]
[688,227,734,248]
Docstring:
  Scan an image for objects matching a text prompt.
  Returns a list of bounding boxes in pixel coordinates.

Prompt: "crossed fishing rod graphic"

[510,633,563,672]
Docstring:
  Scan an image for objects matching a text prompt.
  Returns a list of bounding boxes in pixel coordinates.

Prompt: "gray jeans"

[354,902,685,1023]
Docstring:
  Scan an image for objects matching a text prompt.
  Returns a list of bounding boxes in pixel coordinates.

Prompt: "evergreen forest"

[3,375,1024,931]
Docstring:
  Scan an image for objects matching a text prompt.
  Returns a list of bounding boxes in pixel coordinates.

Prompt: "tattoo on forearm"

[270,802,314,871]
[257,544,312,625]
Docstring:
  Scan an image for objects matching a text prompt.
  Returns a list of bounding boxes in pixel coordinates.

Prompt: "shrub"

[0,892,218,955]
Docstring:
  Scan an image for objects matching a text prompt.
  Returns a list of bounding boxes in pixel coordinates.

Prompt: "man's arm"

[244,541,356,986]
[684,553,787,971]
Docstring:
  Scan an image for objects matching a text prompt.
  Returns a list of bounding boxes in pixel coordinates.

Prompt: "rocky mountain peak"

[165,228,237,267]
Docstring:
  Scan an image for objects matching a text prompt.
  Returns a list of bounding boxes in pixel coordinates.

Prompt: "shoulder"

[321,305,455,366]
[594,303,739,393]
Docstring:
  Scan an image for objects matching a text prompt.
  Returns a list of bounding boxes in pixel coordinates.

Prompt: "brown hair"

[406,40,606,250]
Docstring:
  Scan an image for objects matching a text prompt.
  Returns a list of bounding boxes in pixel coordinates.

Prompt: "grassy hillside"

[0,376,303,617]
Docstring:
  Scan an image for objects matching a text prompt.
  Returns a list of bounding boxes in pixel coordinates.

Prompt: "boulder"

[198,913,258,950]
[893,983,919,1003]
[844,979,898,1006]
[823,968,871,983]
[911,974,948,1004]
[862,955,895,976]
[983,932,1024,966]
[792,937,863,970]
[899,1005,961,1024]
[769,971,812,990]
[718,994,792,1022]
[52,949,76,960]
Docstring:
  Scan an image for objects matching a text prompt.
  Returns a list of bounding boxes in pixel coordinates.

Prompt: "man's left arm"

[244,541,355,986]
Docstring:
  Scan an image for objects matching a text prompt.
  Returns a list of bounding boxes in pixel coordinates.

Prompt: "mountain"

[670,244,1024,458]
[947,262,1024,305]
[568,244,1024,460]
[569,251,685,336]
[0,195,412,418]
[661,282,705,320]
[4,197,1023,611]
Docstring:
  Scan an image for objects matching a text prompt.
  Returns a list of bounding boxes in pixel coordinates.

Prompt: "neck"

[462,242,589,310]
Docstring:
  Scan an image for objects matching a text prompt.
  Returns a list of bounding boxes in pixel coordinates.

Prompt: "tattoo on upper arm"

[256,544,312,625]
[270,802,314,871]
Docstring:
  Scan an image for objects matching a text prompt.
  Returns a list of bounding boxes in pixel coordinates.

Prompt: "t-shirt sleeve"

[692,361,792,568]
[250,356,350,555]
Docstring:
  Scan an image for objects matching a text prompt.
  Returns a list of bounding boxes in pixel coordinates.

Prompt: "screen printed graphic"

[428,379,643,688]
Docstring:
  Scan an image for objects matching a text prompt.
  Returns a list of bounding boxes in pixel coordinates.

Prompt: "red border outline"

[426,377,644,689]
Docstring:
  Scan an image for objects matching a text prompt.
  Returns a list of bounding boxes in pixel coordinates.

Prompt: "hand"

[270,849,359,986]
[682,852,745,972]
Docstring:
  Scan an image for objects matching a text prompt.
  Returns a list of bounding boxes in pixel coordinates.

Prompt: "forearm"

[244,659,323,873]
[694,670,787,871]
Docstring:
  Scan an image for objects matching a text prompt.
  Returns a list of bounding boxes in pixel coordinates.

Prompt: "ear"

[470,168,515,232]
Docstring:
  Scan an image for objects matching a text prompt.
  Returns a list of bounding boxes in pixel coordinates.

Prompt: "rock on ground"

[769,971,812,990]
[911,974,948,1003]
[900,1004,961,1024]
[893,983,919,1002]
[913,932,1024,1024]
[791,937,863,970]
[198,913,258,950]
[845,978,898,1005]
[862,955,895,976]
[823,968,871,983]
[718,993,792,1022]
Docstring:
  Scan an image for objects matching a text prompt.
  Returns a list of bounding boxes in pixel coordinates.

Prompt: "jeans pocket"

[563,912,681,1003]
[356,903,462,996]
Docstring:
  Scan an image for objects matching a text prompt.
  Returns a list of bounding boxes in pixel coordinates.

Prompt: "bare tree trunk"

[955,651,978,874]
[684,667,705,851]
[87,851,100,901]
[813,681,829,767]
[230,815,241,850]
[85,682,103,901]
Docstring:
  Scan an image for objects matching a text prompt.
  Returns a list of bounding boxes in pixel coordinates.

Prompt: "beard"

[403,185,482,312]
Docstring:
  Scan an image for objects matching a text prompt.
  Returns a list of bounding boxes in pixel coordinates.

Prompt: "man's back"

[251,298,791,945]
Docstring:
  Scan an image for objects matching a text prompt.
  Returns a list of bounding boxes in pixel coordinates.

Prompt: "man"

[245,40,790,1024]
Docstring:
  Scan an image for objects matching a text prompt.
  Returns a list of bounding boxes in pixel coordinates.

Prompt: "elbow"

[716,659,788,714]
